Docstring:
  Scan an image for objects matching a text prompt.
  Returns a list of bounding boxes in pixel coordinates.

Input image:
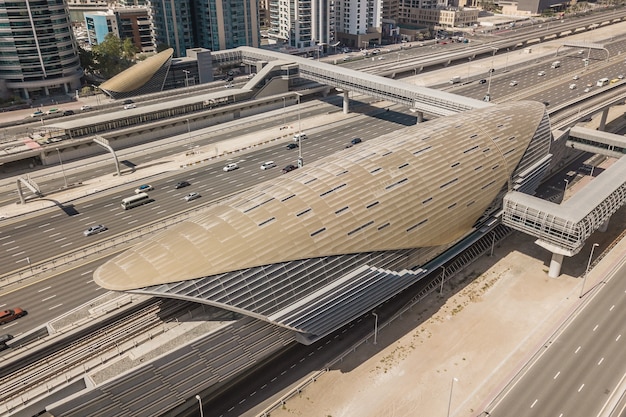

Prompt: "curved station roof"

[95,101,550,342]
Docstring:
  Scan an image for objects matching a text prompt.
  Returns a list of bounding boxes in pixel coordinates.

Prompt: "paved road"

[488,257,626,417]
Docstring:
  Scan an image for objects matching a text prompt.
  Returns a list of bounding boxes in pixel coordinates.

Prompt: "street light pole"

[56,148,68,188]
[186,118,192,150]
[580,243,599,298]
[282,97,286,127]
[439,265,446,294]
[183,70,190,90]
[447,377,458,417]
[372,312,378,345]
[564,178,569,196]
[195,395,204,417]
[296,93,303,168]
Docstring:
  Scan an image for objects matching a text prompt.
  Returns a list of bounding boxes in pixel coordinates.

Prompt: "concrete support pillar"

[598,219,609,232]
[548,252,564,278]
[416,111,424,123]
[598,108,609,131]
[343,90,349,114]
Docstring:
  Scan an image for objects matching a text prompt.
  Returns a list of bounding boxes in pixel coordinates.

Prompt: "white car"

[184,192,201,202]
[509,80,518,86]
[123,103,136,109]
[537,71,546,76]
[84,224,107,236]
[223,163,239,172]
[584,87,591,93]
[573,75,580,80]
[569,83,577,90]
[134,184,154,194]
[80,105,92,111]
[260,161,276,170]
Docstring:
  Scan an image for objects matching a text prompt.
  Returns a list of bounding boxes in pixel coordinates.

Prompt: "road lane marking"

[157,210,167,215]
[48,304,63,310]
[578,384,584,392]
[83,204,93,208]
[42,295,56,302]
[616,334,621,341]
[38,286,52,292]
[103,203,113,207]
[530,399,538,408]
[610,305,615,311]
[11,251,25,257]
[80,270,93,276]
[598,357,604,365]
[553,371,560,379]
[49,233,60,237]
[50,213,62,218]
[42,228,55,233]
[61,242,73,248]
[2,240,15,245]
[14,224,27,229]
[575,346,581,353]
[128,220,138,224]
[6,246,20,251]
[54,237,66,242]
[38,223,50,228]
[0,235,11,240]
[79,217,91,222]
[593,324,599,331]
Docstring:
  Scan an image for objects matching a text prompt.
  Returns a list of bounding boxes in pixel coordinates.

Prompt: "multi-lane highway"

[487,259,626,417]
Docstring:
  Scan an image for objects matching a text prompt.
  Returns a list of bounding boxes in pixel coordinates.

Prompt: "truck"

[551,61,561,68]
[449,76,461,84]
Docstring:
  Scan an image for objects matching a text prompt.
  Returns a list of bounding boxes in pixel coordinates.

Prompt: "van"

[293,133,307,142]
[551,61,561,68]
[597,78,609,87]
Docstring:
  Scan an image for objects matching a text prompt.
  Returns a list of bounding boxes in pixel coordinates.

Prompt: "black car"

[350,137,362,145]
[286,143,299,150]
[174,181,191,189]
[63,110,75,116]
[478,79,487,84]
[123,99,134,105]
[282,164,297,174]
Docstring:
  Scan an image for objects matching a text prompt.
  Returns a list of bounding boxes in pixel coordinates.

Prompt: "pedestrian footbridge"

[501,127,626,277]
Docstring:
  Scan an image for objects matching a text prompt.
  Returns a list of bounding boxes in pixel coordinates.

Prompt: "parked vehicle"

[46,108,60,115]
[0,308,26,325]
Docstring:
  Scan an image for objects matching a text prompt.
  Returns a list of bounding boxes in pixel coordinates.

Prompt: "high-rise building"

[334,0,382,48]
[85,8,155,53]
[0,0,83,100]
[268,0,331,50]
[150,0,260,57]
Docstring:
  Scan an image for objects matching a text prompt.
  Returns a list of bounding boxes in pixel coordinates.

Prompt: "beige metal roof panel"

[94,101,547,291]
[99,48,174,93]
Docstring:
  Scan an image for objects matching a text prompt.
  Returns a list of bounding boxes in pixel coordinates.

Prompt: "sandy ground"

[269,215,626,417]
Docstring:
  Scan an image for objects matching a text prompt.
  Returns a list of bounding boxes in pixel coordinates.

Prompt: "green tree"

[91,33,135,78]
[78,47,96,74]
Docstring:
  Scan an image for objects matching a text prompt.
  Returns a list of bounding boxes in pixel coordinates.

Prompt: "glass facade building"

[0,0,82,100]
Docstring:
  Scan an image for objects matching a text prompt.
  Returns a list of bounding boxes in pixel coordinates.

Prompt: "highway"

[487,258,626,417]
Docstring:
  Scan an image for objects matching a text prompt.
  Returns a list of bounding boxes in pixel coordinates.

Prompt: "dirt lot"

[270,202,626,417]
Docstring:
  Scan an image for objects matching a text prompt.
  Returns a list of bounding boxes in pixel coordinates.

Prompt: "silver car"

[84,225,107,236]
[184,192,201,202]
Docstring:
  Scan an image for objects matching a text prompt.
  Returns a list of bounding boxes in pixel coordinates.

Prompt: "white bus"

[121,193,152,210]
[597,77,609,87]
